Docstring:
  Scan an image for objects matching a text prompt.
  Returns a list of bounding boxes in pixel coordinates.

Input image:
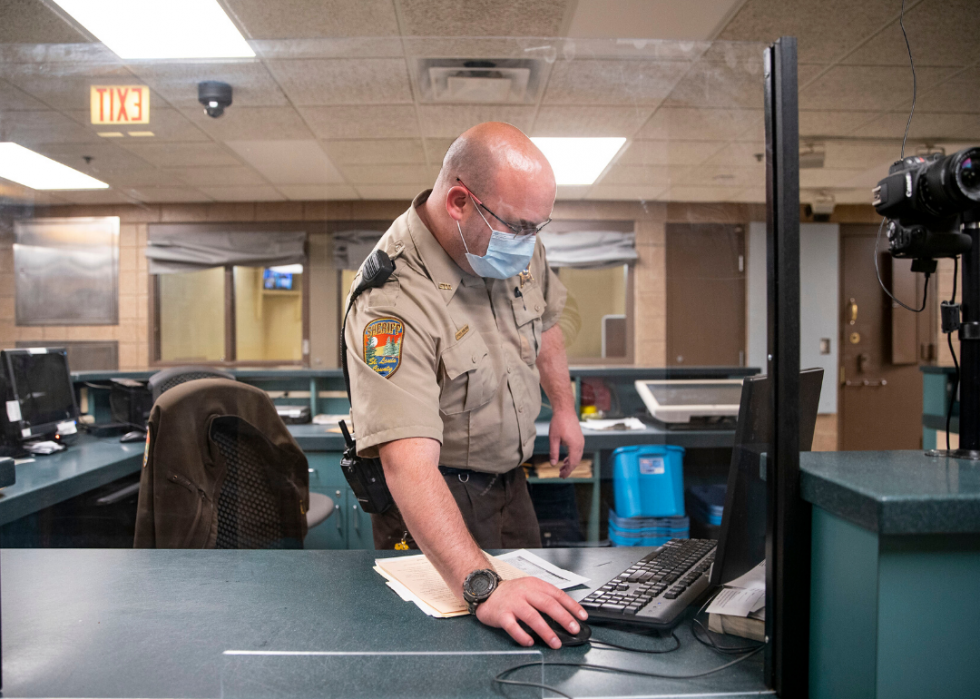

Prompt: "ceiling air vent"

[415,58,544,104]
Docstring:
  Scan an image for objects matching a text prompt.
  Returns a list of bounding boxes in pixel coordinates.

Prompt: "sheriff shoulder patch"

[363,317,405,378]
[143,431,151,468]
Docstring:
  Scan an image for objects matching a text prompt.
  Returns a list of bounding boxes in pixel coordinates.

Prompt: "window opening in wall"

[556,264,633,362]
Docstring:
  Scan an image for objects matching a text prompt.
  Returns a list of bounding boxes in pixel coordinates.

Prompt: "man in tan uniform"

[345,122,587,648]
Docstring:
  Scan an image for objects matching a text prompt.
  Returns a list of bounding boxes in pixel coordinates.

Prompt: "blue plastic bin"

[612,445,685,518]
[608,509,689,547]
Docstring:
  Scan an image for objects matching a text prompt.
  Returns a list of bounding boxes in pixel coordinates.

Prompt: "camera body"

[873,147,980,261]
[198,81,233,118]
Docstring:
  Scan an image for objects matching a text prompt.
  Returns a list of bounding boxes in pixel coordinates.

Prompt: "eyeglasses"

[456,177,551,236]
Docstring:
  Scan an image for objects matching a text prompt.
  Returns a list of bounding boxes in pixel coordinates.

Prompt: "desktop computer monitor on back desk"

[1,347,79,443]
[710,368,824,588]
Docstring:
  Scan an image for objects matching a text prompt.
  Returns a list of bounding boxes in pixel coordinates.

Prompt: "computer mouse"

[518,615,592,647]
[120,430,146,443]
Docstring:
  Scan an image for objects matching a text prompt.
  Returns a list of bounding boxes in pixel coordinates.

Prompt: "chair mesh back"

[212,424,286,549]
[159,371,228,397]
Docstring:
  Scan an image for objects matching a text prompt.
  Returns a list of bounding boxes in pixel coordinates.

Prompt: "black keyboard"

[580,539,717,630]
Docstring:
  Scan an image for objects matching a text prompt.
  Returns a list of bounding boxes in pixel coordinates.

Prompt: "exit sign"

[90,86,150,125]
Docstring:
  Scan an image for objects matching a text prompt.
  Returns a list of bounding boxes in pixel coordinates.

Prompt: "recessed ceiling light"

[50,0,254,60]
[97,132,124,137]
[268,264,304,274]
[531,137,627,185]
[128,131,155,137]
[0,143,110,190]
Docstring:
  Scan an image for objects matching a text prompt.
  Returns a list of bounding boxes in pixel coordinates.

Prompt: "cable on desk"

[589,630,681,654]
[493,646,765,699]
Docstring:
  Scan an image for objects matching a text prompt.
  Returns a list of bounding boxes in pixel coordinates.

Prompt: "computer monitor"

[2,348,79,441]
[263,268,294,290]
[634,379,744,423]
[709,368,824,587]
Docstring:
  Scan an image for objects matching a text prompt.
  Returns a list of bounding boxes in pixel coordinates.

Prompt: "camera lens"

[958,152,979,195]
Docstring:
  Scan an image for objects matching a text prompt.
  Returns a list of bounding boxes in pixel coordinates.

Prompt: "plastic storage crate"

[608,509,689,547]
[686,484,725,526]
[612,445,685,518]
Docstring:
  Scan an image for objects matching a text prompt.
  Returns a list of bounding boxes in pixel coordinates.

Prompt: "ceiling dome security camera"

[198,81,232,118]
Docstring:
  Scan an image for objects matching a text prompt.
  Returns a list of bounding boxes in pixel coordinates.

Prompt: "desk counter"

[1,547,769,699]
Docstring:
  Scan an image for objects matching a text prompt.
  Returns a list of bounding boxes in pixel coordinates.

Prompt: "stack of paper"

[533,458,593,479]
[580,417,647,431]
[375,550,589,619]
[706,560,766,641]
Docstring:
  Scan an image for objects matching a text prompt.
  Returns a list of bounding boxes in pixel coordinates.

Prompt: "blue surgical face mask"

[457,199,536,279]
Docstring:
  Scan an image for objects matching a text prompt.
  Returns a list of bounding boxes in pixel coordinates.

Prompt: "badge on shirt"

[363,317,405,378]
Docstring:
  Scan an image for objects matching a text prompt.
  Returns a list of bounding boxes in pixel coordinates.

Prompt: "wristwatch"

[462,568,501,614]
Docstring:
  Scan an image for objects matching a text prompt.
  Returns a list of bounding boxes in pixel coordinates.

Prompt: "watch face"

[470,572,493,596]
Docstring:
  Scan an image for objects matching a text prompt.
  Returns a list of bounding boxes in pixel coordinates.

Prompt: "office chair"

[148,365,235,404]
[134,378,332,548]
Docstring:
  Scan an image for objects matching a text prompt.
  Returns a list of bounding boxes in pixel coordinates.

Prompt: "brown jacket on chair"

[134,378,309,548]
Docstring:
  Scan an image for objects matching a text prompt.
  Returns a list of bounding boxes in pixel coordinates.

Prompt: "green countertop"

[800,450,980,535]
[1,547,769,699]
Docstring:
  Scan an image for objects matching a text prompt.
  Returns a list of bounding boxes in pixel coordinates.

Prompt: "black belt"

[439,465,509,489]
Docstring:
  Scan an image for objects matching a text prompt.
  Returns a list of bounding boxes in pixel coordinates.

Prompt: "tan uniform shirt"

[344,191,567,473]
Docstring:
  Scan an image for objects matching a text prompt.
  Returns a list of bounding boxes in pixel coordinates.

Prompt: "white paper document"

[705,587,765,617]
[726,560,766,591]
[496,550,590,590]
[579,417,646,432]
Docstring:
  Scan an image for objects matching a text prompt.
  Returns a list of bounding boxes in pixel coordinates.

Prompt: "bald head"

[419,122,556,277]
[437,122,555,203]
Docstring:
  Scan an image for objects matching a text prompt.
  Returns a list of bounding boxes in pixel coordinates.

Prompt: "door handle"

[335,490,343,533]
[857,353,870,373]
[848,298,858,325]
[352,504,360,533]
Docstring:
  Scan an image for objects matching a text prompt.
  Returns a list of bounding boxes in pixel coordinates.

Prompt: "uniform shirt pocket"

[439,331,497,414]
[510,285,546,364]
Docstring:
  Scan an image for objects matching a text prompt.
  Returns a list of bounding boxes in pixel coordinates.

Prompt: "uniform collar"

[406,190,483,303]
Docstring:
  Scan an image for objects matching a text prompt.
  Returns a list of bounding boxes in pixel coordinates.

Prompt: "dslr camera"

[873,147,980,269]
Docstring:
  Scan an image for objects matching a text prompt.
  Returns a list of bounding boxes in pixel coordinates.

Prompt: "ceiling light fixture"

[0,143,109,190]
[530,137,627,185]
[50,0,254,59]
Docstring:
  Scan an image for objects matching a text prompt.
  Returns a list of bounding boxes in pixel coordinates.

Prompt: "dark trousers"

[371,466,542,550]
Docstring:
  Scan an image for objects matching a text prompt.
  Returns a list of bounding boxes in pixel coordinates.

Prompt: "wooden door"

[666,224,745,367]
[839,226,923,450]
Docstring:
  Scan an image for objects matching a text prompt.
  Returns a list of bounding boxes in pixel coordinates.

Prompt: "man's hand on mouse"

[474,577,588,649]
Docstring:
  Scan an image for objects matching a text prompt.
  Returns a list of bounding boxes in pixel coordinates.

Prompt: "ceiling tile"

[252,38,404,59]
[323,139,426,165]
[0,0,90,43]
[225,0,399,39]
[277,184,359,200]
[701,141,766,169]
[662,185,744,202]
[337,164,434,185]
[915,66,980,114]
[354,184,420,200]
[424,137,456,164]
[301,105,420,139]
[184,106,314,141]
[800,65,955,112]
[715,0,898,64]
[395,0,568,37]
[532,106,653,137]
[131,187,212,203]
[165,167,267,187]
[822,141,902,170]
[636,107,760,140]
[415,105,536,138]
[121,142,243,168]
[0,61,144,112]
[197,185,285,201]
[729,188,765,203]
[662,59,764,109]
[828,188,881,205]
[97,169,186,187]
[566,0,742,41]
[266,59,412,106]
[842,0,980,68]
[799,110,879,138]
[850,111,980,141]
[587,184,667,200]
[0,110,101,145]
[617,140,725,166]
[667,164,763,188]
[56,189,138,205]
[225,140,345,184]
[0,79,50,110]
[32,141,157,174]
[542,59,690,106]
[63,107,211,142]
[599,165,671,187]
[128,61,287,108]
[555,185,591,199]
